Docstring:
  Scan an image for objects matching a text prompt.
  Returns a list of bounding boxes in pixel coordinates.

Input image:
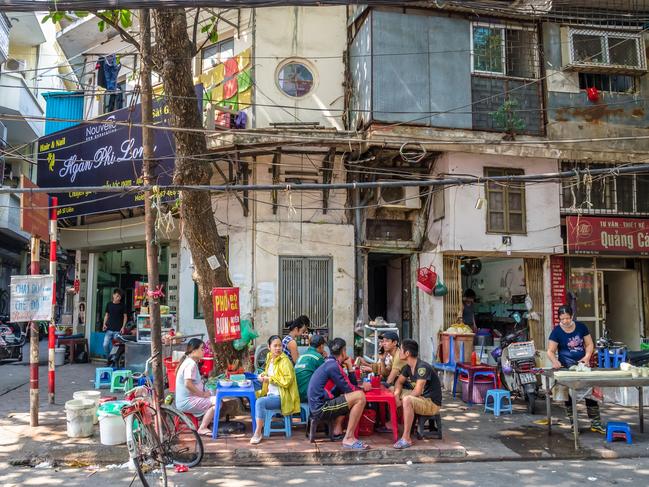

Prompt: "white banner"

[10,275,54,322]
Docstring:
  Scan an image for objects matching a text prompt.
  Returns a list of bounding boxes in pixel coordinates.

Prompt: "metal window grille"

[279,256,333,337]
[443,256,462,330]
[568,28,646,71]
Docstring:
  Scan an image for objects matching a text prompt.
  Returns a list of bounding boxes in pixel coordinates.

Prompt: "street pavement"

[1,458,648,486]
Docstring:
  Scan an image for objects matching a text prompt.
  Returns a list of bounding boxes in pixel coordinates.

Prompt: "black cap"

[310,334,326,348]
[379,331,399,342]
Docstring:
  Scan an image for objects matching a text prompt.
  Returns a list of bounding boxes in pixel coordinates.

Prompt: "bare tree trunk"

[152,8,242,371]
[140,9,164,397]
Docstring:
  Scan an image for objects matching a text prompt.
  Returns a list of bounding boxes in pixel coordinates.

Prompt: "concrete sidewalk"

[2,358,649,468]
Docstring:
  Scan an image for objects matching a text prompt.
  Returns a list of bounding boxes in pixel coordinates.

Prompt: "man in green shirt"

[295,334,327,402]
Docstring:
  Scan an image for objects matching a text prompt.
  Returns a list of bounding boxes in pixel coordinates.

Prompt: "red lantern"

[586,87,599,103]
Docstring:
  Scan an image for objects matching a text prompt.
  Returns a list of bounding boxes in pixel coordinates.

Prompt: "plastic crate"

[508,341,535,359]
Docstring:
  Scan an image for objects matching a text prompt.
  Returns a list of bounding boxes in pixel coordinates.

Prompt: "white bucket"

[65,399,95,438]
[98,411,127,445]
[54,347,66,366]
[73,390,101,425]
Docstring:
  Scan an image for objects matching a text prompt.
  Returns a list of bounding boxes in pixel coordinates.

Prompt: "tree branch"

[95,11,141,52]
[192,8,201,56]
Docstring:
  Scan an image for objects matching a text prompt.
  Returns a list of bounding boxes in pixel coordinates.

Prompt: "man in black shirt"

[393,339,442,449]
[103,288,127,361]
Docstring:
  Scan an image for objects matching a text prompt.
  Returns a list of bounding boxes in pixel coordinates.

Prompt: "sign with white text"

[211,287,241,343]
[10,275,54,322]
[566,216,649,255]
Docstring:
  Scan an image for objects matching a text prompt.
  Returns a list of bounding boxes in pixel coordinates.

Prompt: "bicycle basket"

[508,341,535,359]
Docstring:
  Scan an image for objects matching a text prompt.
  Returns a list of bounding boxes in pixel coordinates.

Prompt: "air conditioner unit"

[5,58,27,74]
[377,186,421,209]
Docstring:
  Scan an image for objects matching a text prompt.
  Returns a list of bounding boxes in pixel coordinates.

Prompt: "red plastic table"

[453,362,498,405]
[364,386,399,443]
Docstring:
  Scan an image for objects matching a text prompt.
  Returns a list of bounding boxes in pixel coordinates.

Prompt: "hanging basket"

[416,265,437,294]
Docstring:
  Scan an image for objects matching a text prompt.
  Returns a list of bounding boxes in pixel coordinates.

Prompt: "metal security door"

[279,256,333,336]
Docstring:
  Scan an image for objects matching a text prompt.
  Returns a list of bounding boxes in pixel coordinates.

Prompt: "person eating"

[307,337,372,450]
[250,335,300,444]
[393,339,442,449]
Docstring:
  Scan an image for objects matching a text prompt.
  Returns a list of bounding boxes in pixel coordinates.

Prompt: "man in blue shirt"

[547,305,604,434]
[307,337,371,449]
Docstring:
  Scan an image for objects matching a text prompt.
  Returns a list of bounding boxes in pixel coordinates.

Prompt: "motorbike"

[107,331,137,368]
[491,327,540,414]
[0,321,26,362]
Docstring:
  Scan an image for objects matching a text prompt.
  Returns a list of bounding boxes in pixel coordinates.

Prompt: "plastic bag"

[433,279,448,297]
[232,319,259,351]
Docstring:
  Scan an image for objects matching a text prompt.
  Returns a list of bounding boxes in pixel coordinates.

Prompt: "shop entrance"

[92,246,169,330]
[567,258,643,348]
[367,253,412,339]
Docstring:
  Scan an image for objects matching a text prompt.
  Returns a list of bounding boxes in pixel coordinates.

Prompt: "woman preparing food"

[250,335,300,444]
[547,305,605,434]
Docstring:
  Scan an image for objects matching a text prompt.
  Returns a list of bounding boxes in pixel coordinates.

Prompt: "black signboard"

[37,96,179,218]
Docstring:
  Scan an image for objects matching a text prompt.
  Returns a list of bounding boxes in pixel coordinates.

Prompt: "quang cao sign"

[10,275,54,322]
[36,95,183,218]
[566,216,649,256]
[211,287,241,343]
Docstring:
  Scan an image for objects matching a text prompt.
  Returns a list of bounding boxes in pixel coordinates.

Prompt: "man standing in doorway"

[103,288,127,363]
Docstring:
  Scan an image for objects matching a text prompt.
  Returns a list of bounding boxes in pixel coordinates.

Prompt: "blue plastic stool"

[598,348,627,369]
[263,409,292,438]
[293,403,309,426]
[606,421,632,444]
[94,367,114,389]
[484,389,513,416]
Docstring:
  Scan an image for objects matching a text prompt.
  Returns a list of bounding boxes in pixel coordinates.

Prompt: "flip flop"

[342,439,370,450]
[393,438,412,450]
[331,433,345,441]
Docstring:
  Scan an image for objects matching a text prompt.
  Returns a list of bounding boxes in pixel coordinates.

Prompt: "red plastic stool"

[174,412,200,432]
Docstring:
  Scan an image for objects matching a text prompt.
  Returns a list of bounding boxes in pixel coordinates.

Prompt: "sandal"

[393,438,412,450]
[331,433,345,441]
[342,439,370,450]
[249,435,262,445]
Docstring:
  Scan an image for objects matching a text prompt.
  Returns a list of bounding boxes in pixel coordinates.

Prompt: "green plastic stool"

[110,370,133,393]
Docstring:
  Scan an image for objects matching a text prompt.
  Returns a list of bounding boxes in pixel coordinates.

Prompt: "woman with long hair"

[282,315,310,364]
[250,335,300,444]
[175,338,215,436]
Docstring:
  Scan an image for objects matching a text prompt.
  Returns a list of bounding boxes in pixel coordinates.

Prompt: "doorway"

[367,253,412,339]
[604,271,642,349]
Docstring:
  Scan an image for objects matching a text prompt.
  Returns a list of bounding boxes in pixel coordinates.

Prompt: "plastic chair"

[293,403,309,426]
[434,335,465,373]
[173,412,201,432]
[110,370,133,393]
[598,348,627,369]
[307,414,336,443]
[474,371,497,389]
[484,389,513,416]
[606,421,632,444]
[412,414,442,440]
[94,367,113,389]
[262,409,292,438]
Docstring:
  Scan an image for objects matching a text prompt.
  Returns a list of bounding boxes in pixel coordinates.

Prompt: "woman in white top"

[175,338,215,436]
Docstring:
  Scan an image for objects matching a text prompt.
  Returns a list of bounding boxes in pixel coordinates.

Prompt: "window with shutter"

[485,167,526,234]
[279,256,333,339]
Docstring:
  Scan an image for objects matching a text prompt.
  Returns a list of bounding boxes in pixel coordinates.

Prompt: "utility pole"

[48,196,58,404]
[140,8,164,400]
[29,237,40,426]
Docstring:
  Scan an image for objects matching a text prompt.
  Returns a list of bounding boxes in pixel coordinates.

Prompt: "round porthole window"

[277,61,315,98]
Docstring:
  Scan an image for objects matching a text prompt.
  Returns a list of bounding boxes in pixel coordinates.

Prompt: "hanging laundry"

[95,57,107,89]
[103,54,121,91]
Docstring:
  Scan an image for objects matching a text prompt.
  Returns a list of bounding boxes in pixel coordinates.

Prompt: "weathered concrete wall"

[254,7,346,129]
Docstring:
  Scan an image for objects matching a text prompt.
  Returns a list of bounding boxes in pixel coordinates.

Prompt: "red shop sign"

[550,256,566,326]
[211,287,241,343]
[566,216,649,256]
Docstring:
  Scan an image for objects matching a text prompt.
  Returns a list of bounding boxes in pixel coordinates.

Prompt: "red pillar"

[48,197,58,404]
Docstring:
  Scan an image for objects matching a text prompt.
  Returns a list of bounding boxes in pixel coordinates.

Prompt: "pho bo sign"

[10,275,54,322]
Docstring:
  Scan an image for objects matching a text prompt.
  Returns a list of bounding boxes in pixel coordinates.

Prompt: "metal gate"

[279,256,333,337]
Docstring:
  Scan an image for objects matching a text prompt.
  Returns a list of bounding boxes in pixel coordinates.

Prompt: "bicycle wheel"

[125,411,168,487]
[159,405,204,467]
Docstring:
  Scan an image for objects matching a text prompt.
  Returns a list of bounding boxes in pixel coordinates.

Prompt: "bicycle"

[122,353,204,486]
